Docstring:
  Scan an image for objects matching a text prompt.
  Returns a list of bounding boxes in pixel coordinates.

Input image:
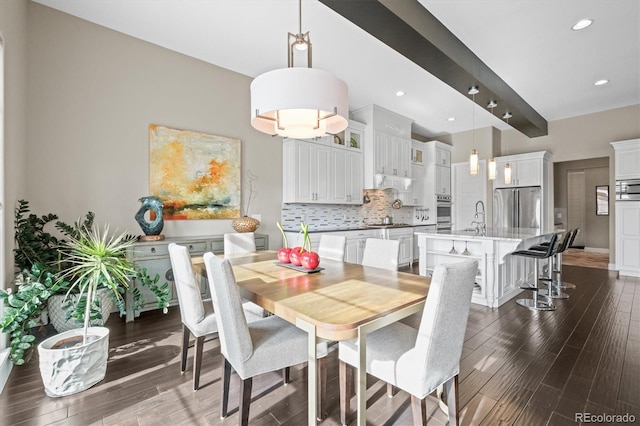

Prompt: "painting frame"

[595,185,609,216]
[149,124,242,220]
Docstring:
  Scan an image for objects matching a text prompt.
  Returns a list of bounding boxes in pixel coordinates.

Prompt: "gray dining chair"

[338,259,479,425]
[361,238,400,271]
[168,243,263,391]
[224,232,257,255]
[202,252,328,425]
[318,234,346,261]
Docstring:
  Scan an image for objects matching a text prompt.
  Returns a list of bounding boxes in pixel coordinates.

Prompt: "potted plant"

[0,200,170,367]
[37,224,136,397]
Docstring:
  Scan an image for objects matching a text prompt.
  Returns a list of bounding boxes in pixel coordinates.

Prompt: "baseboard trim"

[584,247,610,254]
[609,263,617,272]
[0,349,13,394]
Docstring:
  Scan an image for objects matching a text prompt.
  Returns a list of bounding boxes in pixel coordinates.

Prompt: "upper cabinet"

[352,105,414,189]
[493,151,551,189]
[282,120,365,205]
[422,141,452,225]
[611,139,640,180]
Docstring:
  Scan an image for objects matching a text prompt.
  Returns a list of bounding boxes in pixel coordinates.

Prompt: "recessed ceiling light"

[594,79,609,86]
[572,19,593,30]
[395,90,406,97]
[447,117,455,122]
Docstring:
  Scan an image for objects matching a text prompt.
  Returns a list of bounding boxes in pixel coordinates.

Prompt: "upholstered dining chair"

[361,238,400,271]
[203,252,328,425]
[318,234,347,261]
[338,259,479,425]
[224,232,256,255]
[168,243,263,391]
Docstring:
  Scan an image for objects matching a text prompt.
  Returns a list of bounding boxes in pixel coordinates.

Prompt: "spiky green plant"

[57,224,136,344]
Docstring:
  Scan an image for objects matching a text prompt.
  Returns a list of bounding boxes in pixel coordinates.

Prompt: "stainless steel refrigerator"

[493,186,542,229]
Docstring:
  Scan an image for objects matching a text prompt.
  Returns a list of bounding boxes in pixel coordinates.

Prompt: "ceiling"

[32,0,640,139]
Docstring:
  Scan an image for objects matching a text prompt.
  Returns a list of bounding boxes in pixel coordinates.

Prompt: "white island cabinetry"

[416,229,552,307]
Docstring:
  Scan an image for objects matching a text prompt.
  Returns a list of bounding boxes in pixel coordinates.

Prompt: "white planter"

[38,327,109,397]
[48,289,114,333]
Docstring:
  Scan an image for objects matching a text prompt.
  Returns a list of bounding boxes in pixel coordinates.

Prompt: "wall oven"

[436,195,452,230]
[616,179,640,201]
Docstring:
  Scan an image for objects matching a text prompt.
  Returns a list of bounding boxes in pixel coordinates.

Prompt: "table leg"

[357,327,367,426]
[297,318,318,426]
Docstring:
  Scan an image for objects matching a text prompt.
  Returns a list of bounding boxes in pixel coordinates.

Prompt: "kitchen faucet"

[474,200,486,232]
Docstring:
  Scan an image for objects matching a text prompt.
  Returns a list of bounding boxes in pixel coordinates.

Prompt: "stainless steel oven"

[616,179,640,201]
[436,195,452,229]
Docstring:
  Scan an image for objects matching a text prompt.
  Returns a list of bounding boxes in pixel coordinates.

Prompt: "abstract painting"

[149,124,241,220]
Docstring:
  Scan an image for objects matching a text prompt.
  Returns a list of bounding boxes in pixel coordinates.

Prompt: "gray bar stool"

[513,233,559,311]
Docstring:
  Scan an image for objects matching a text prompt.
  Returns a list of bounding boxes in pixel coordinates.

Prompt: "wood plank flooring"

[1,265,638,425]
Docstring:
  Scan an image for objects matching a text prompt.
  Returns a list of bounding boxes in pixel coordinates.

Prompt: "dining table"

[192,250,431,426]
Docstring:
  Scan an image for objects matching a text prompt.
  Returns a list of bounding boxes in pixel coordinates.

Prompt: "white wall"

[26,3,282,246]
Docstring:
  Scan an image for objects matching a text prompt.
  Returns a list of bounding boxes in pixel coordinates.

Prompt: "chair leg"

[445,375,459,426]
[239,377,253,426]
[317,357,328,421]
[193,335,205,391]
[221,359,232,419]
[181,325,190,373]
[339,360,353,426]
[282,367,290,384]
[410,395,427,426]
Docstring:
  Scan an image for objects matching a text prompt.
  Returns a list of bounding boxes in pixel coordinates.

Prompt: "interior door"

[567,171,586,247]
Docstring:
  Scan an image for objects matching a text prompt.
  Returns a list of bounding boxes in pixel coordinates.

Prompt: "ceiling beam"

[319,0,548,138]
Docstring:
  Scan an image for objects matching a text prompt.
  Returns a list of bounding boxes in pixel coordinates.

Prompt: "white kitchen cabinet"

[332,149,364,205]
[343,229,379,264]
[611,139,640,180]
[493,152,550,188]
[332,120,365,151]
[423,141,452,225]
[615,201,640,277]
[435,165,451,195]
[387,228,413,266]
[436,146,451,167]
[412,140,425,164]
[283,137,363,204]
[352,104,414,189]
[400,163,424,206]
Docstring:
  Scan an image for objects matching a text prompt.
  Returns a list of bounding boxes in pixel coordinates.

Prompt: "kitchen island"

[415,228,554,307]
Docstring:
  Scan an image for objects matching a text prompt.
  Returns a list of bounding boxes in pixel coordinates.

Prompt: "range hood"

[368,174,413,190]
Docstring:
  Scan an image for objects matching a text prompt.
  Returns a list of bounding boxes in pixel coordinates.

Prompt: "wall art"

[149,124,241,219]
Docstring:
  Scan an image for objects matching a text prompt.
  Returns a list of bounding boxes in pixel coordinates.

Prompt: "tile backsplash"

[281,189,414,231]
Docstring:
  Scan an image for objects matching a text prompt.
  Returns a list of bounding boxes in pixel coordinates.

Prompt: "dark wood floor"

[1,264,638,425]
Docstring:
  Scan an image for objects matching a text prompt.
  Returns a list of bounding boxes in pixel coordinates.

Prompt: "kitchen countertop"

[415,227,554,242]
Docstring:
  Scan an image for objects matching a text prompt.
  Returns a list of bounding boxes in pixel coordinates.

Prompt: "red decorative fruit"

[289,247,306,266]
[278,247,292,264]
[301,251,320,270]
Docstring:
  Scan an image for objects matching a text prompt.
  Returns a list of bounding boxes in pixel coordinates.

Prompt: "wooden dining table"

[192,251,431,426]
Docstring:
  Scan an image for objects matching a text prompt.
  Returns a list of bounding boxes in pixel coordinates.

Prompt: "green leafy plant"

[1,200,171,365]
[0,265,69,365]
[57,224,136,343]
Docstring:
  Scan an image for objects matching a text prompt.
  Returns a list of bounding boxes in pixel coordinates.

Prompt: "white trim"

[0,349,12,394]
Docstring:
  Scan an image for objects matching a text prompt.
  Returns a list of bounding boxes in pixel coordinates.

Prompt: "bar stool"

[532,228,580,294]
[513,233,559,311]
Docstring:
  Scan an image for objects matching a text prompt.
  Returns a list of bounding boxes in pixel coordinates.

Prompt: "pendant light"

[250,0,349,138]
[487,100,497,180]
[468,86,479,175]
[503,111,513,185]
